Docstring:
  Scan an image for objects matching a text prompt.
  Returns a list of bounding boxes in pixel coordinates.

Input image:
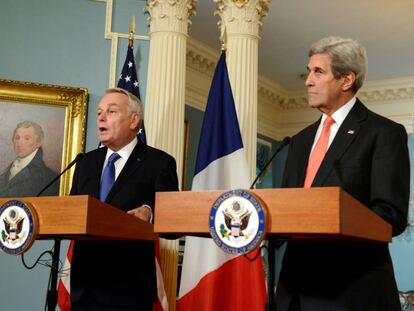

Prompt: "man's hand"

[127,205,152,222]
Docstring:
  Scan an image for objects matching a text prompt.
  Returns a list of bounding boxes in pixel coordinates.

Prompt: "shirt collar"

[14,148,39,167]
[321,96,356,127]
[106,136,138,161]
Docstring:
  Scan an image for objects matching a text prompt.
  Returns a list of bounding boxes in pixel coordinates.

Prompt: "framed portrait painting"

[0,79,88,196]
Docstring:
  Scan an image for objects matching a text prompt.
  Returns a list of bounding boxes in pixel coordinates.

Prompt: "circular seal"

[209,189,267,254]
[0,200,39,255]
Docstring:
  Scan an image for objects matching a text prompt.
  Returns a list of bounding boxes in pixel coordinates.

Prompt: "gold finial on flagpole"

[220,25,227,52]
[128,16,135,48]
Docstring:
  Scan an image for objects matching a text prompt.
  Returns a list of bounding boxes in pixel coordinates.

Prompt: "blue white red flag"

[177,52,266,311]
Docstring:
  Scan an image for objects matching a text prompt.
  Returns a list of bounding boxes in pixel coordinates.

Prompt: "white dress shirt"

[9,148,39,180]
[309,96,357,154]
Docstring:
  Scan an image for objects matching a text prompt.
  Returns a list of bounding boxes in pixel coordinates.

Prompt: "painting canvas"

[0,79,88,196]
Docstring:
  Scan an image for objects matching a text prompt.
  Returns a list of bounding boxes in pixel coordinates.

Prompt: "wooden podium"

[155,187,392,310]
[154,187,391,242]
[0,195,157,311]
[0,195,157,241]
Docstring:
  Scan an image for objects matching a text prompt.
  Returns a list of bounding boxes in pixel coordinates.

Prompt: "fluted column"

[145,0,196,189]
[145,2,196,310]
[215,0,270,179]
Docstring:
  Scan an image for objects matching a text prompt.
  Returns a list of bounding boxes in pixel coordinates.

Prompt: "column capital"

[145,0,197,35]
[214,0,270,39]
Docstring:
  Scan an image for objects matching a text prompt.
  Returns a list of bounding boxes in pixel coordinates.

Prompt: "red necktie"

[304,116,335,188]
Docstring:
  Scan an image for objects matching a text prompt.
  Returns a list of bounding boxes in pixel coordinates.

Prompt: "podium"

[154,187,392,310]
[154,187,391,242]
[0,195,156,310]
[0,195,157,241]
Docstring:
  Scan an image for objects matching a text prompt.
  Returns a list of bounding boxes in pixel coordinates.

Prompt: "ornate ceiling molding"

[186,38,218,76]
[187,37,414,115]
[359,87,414,103]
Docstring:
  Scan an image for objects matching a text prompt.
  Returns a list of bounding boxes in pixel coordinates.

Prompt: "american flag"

[117,45,146,144]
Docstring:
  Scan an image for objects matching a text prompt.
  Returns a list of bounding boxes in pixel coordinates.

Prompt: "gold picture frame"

[0,79,88,196]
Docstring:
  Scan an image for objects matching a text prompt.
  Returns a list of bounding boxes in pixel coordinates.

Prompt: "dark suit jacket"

[70,140,178,307]
[0,148,59,197]
[275,99,410,311]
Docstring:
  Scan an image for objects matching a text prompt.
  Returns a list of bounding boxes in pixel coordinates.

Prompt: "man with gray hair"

[275,36,410,310]
[70,87,178,310]
[0,120,59,197]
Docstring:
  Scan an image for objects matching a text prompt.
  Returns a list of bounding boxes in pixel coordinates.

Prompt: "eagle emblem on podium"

[1,208,25,242]
[210,189,267,254]
[221,201,252,238]
[0,200,39,255]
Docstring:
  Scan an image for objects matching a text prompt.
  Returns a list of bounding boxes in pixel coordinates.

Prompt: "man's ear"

[130,112,140,131]
[35,139,44,149]
[342,72,356,92]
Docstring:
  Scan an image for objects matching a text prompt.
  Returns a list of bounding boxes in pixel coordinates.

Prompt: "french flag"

[176,52,266,310]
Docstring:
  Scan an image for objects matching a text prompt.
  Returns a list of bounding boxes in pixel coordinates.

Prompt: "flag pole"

[220,25,227,52]
[129,16,135,48]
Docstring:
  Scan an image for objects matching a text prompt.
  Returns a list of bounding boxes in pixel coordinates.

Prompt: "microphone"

[36,153,84,196]
[249,136,290,189]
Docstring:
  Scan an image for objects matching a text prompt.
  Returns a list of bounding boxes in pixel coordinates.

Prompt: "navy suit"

[276,99,410,310]
[70,140,178,308]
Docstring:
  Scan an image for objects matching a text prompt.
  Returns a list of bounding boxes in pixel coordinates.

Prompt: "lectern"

[0,195,156,311]
[0,195,157,241]
[154,187,392,310]
[154,187,391,242]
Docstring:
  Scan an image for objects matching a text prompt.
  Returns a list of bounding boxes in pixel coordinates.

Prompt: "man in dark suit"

[0,121,58,197]
[275,36,410,310]
[70,87,179,310]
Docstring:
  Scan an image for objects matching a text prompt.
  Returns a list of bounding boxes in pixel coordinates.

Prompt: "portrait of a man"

[0,120,59,197]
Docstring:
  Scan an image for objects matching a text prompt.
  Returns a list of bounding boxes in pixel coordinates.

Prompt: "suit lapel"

[105,141,147,202]
[312,100,367,186]
[91,147,107,198]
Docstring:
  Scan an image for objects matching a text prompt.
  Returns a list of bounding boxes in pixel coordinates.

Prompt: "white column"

[215,0,270,180]
[145,2,196,310]
[145,0,196,189]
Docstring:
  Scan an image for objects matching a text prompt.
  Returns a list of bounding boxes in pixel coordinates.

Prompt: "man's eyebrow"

[97,103,119,111]
[308,65,324,72]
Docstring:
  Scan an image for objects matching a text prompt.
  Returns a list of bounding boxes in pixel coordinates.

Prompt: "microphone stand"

[38,153,83,310]
[250,136,290,190]
[249,138,290,311]
[47,240,61,310]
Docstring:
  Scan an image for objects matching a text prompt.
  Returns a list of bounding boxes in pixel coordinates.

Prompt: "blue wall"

[183,106,204,190]
[0,0,149,310]
[390,134,414,292]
